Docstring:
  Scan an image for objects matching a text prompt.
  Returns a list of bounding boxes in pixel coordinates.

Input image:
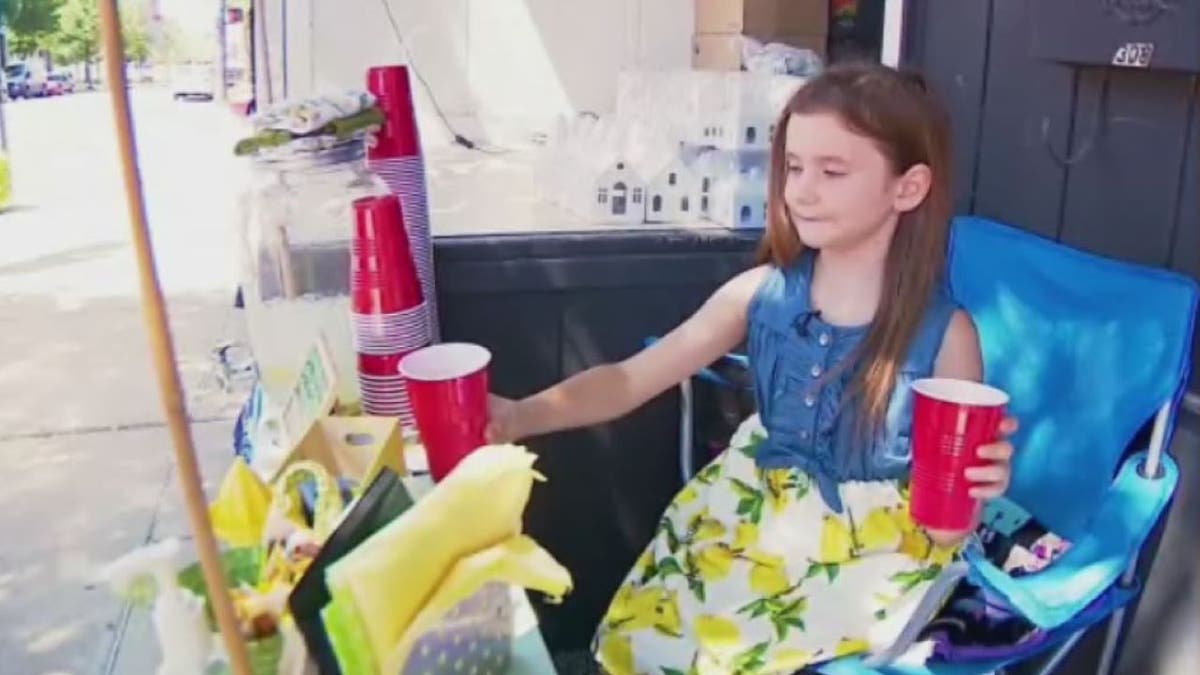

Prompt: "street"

[0,89,250,673]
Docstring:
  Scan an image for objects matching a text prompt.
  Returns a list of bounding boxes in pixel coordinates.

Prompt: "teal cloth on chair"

[964,450,1176,629]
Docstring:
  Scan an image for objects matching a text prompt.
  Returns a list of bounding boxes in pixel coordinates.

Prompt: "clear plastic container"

[238,139,389,406]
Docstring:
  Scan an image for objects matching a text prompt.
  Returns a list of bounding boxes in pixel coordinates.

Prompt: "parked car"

[5,63,46,99]
[171,63,215,101]
[45,72,75,96]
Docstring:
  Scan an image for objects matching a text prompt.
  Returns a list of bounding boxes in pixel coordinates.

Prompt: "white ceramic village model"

[537,70,811,229]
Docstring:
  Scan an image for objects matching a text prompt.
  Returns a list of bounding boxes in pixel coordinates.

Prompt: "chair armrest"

[642,337,750,391]
[965,451,1177,629]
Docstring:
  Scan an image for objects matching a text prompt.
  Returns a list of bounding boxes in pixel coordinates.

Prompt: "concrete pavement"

[0,421,233,675]
[0,90,250,438]
[1,89,252,674]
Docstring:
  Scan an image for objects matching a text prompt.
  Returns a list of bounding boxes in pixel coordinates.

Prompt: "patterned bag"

[917,501,1075,662]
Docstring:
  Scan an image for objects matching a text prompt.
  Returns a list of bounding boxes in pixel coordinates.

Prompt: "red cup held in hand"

[909,378,1009,532]
[399,343,492,482]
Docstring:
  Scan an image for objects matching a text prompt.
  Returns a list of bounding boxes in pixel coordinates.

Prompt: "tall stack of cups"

[366,65,439,341]
[351,194,433,425]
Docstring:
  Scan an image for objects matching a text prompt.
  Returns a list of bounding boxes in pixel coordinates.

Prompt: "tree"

[0,0,19,24]
[4,0,62,58]
[150,15,205,65]
[52,0,97,81]
[119,0,150,63]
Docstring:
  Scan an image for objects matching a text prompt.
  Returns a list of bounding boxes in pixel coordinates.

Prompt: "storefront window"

[245,1,903,236]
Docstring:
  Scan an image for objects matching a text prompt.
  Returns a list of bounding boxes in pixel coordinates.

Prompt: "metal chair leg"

[1033,628,1086,674]
[1097,401,1173,675]
[679,378,695,484]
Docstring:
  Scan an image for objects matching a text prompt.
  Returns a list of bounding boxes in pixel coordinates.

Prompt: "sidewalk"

[0,418,235,675]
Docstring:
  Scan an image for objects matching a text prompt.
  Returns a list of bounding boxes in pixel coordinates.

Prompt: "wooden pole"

[95,2,252,673]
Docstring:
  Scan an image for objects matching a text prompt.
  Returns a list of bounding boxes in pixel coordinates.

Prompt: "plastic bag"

[742,37,824,77]
[209,458,273,548]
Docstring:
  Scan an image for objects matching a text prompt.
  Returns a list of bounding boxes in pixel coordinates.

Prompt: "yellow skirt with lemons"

[592,415,956,675]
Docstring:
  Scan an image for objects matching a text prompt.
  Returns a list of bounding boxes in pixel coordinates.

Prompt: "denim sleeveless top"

[747,254,958,512]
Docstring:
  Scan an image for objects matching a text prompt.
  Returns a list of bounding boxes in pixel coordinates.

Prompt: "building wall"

[253,0,695,142]
[903,3,1199,673]
[903,0,1199,397]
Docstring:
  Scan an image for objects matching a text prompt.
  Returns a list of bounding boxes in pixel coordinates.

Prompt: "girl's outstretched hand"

[485,395,523,444]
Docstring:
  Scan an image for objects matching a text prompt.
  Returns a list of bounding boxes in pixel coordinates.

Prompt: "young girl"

[488,63,1016,674]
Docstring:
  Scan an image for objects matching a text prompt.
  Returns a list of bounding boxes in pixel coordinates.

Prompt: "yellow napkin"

[383,534,572,672]
[325,444,571,672]
[208,458,272,548]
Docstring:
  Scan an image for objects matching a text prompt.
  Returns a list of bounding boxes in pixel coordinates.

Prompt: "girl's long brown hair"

[757,62,954,431]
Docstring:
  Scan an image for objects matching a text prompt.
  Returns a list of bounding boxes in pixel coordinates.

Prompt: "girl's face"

[781,112,931,253]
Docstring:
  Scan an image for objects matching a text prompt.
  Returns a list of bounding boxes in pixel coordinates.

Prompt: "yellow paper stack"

[324,444,573,673]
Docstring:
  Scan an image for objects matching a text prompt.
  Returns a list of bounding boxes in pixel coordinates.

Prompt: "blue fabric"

[813,584,1136,674]
[746,252,958,511]
[947,216,1198,537]
[965,450,1177,628]
[946,217,1196,634]
[232,381,265,463]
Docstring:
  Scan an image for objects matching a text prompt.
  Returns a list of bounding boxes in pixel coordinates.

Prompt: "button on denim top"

[748,253,958,512]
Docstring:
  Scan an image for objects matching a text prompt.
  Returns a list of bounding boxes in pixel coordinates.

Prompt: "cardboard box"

[695,0,830,38]
[693,33,827,71]
[274,415,407,489]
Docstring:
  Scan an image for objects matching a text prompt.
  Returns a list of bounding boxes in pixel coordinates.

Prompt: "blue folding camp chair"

[662,216,1198,674]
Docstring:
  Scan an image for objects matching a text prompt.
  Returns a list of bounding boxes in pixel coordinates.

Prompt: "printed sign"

[1112,42,1155,67]
[280,336,340,446]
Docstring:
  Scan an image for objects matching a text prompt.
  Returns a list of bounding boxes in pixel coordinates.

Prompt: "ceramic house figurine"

[689,72,806,151]
[626,126,699,224]
[639,153,700,223]
[707,166,770,230]
[539,71,810,228]
[565,118,646,224]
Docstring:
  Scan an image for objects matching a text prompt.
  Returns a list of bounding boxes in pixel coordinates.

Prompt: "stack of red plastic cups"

[366,64,439,341]
[351,194,433,425]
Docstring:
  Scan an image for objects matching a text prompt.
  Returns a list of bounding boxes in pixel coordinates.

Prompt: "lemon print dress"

[594,256,961,675]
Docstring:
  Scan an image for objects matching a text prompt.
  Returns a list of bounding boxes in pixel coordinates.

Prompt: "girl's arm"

[489,266,771,442]
[933,310,983,382]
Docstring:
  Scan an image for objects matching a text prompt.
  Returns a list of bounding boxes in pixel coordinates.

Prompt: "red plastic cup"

[399,343,492,482]
[367,65,420,159]
[357,352,407,377]
[909,378,1009,531]
[351,195,423,314]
